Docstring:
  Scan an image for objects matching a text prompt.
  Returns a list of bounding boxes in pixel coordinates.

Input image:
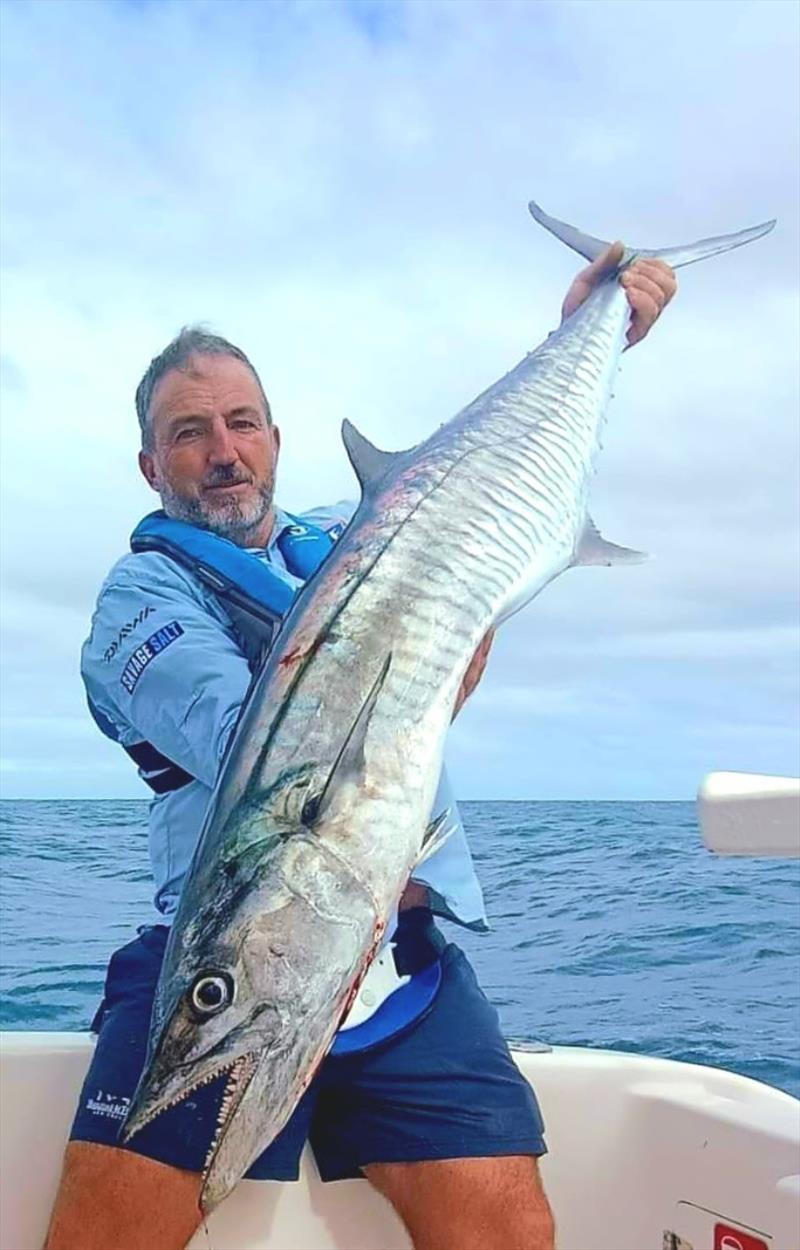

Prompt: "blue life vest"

[132,509,338,618]
[93,510,441,1053]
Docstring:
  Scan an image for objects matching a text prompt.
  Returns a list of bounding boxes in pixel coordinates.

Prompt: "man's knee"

[44,1141,203,1250]
[365,1154,555,1250]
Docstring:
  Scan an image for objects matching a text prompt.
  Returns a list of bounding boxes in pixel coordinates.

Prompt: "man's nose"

[207,419,238,464]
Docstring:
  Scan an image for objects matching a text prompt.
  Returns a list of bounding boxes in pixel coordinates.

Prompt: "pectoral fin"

[312,654,392,824]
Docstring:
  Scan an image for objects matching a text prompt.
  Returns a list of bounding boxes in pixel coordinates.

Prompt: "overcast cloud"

[1,0,798,799]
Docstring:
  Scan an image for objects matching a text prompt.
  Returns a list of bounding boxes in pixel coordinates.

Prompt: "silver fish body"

[122,203,775,1210]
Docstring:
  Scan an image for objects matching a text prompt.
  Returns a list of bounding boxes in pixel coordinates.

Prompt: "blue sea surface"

[1,800,798,1098]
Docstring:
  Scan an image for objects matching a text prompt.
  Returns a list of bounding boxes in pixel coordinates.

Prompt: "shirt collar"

[267,505,292,554]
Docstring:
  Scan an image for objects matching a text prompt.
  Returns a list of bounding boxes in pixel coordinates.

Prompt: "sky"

[0,0,798,800]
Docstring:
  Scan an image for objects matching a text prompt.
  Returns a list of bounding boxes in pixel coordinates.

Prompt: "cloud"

[1,0,798,797]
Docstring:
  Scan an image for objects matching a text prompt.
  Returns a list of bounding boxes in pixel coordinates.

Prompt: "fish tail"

[527,199,776,270]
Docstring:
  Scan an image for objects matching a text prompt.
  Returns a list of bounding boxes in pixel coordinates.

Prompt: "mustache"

[202,467,253,489]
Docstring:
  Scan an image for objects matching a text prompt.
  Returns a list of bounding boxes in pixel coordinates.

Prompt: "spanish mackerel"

[123,202,775,1210]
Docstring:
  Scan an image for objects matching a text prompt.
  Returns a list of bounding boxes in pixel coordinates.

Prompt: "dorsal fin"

[342,420,405,493]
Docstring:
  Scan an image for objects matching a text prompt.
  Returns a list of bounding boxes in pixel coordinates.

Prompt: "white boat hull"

[1,1033,797,1250]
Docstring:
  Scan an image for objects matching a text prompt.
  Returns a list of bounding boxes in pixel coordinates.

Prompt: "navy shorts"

[70,913,546,1181]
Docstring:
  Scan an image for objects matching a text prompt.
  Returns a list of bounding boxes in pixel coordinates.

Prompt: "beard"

[160,467,274,545]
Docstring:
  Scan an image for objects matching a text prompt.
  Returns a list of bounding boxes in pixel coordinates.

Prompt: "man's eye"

[175,427,201,442]
[231,419,257,431]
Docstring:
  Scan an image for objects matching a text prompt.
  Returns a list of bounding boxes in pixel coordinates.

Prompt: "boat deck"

[1,1034,797,1250]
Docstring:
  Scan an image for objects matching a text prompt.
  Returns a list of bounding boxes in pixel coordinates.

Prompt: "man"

[45,244,676,1250]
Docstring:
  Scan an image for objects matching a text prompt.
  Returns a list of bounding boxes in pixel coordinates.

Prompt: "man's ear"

[271,424,281,467]
[138,450,160,492]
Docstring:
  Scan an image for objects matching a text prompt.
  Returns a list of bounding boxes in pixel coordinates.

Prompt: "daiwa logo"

[86,1089,131,1121]
[103,605,155,663]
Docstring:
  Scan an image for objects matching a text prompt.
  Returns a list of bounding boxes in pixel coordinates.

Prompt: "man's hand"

[452,630,495,720]
[561,241,677,348]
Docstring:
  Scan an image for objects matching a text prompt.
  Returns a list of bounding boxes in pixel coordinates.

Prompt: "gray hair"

[135,326,272,450]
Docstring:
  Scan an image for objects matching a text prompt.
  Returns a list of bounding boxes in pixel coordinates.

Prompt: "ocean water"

[1,799,798,1098]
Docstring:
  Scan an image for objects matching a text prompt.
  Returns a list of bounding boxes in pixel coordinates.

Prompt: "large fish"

[122,203,774,1210]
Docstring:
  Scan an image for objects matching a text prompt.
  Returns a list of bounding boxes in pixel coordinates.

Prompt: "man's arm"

[83,558,251,789]
[84,505,363,790]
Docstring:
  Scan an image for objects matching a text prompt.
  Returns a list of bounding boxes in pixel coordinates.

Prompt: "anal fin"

[573,517,647,567]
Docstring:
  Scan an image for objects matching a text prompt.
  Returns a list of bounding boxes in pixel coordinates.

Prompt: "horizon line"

[0,794,695,804]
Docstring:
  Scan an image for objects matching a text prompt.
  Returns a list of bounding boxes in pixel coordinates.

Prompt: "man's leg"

[44,1142,203,1250]
[365,1155,555,1250]
[46,929,225,1250]
[312,923,553,1248]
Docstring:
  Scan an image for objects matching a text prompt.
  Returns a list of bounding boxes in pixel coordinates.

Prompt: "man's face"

[139,354,281,546]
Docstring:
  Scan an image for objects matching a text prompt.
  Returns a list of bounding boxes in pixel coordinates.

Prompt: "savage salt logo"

[103,605,155,663]
[120,621,184,694]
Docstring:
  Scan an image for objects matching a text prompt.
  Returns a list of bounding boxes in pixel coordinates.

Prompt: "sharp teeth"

[130,1056,246,1138]
[203,1054,258,1173]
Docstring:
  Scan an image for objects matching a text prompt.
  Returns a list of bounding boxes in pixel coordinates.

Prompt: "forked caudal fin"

[527,199,776,270]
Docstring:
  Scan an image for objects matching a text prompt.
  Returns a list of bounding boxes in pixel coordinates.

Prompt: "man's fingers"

[622,257,678,345]
[625,288,662,345]
[453,630,495,718]
[563,247,677,346]
[621,270,668,311]
[626,258,678,303]
[465,631,494,692]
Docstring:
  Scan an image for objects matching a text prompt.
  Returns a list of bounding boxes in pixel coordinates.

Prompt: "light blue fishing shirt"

[81,502,488,931]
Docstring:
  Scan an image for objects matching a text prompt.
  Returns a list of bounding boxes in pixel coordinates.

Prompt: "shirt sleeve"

[81,556,250,789]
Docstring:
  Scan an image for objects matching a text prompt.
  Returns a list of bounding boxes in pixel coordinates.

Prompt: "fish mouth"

[121,1050,260,1154]
[202,1050,260,1177]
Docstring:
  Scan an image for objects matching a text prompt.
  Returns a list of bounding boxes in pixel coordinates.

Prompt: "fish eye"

[189,970,234,1017]
[301,793,320,827]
